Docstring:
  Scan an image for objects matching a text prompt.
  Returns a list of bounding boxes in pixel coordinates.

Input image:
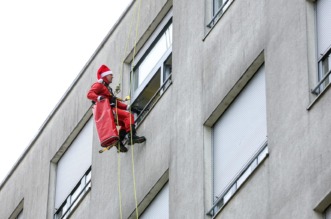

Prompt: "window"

[9,200,23,219]
[312,0,331,94]
[16,211,23,219]
[130,10,172,125]
[208,65,268,216]
[208,0,234,28]
[54,119,93,219]
[140,183,169,219]
[326,204,331,219]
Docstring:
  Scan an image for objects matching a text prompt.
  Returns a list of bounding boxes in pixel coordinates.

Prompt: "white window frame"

[54,119,93,219]
[207,0,234,28]
[131,9,173,102]
[130,9,173,125]
[311,0,331,95]
[54,167,91,219]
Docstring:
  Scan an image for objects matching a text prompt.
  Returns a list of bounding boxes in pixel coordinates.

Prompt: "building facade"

[1,0,331,218]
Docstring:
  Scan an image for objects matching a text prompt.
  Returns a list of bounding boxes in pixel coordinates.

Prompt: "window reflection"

[133,23,172,92]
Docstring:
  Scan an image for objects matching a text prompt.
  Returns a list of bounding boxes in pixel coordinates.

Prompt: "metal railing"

[207,0,232,28]
[312,46,331,95]
[134,74,172,126]
[207,141,268,217]
[54,167,92,219]
[311,69,331,95]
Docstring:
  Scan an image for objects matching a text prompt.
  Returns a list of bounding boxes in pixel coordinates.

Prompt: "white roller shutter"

[55,119,93,208]
[213,65,267,200]
[317,0,331,57]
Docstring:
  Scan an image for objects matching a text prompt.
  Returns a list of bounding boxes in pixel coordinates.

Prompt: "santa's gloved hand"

[97,96,105,102]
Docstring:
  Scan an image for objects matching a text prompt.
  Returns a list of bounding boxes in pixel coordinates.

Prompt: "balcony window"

[54,119,93,219]
[312,0,331,94]
[130,10,172,125]
[208,0,234,28]
[140,183,169,219]
[208,65,268,216]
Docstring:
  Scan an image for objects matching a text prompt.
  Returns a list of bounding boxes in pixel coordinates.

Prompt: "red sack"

[92,99,119,147]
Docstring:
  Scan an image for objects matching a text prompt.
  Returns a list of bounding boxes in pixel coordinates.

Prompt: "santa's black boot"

[128,125,146,145]
[116,129,128,152]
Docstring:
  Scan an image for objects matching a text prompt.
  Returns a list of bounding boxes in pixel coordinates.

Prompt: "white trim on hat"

[100,70,113,78]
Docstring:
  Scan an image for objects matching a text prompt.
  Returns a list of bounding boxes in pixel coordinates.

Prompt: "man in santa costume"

[87,64,146,152]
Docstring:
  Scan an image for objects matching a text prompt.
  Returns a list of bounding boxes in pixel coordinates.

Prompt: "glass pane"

[55,119,93,209]
[86,170,92,184]
[71,181,82,205]
[134,23,172,90]
[237,167,251,188]
[162,54,172,94]
[133,70,161,124]
[163,54,172,82]
[214,0,223,15]
[319,53,331,89]
[258,146,268,163]
[223,184,236,203]
[316,0,331,57]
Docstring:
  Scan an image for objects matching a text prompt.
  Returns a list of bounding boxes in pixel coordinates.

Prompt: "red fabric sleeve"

[87,83,111,102]
[116,100,128,110]
[87,83,102,102]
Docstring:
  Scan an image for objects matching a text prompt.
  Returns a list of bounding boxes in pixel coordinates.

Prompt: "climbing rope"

[129,0,143,218]
[114,0,143,218]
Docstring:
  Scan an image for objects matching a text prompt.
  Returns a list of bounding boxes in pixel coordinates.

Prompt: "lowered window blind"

[317,0,331,57]
[213,65,267,200]
[55,119,93,209]
[140,183,169,219]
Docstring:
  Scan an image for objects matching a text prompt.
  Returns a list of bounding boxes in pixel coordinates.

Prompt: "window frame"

[207,0,235,28]
[53,118,93,219]
[130,9,173,125]
[204,59,268,217]
[311,0,331,95]
[131,13,173,102]
[128,170,169,219]
[140,182,169,218]
[54,166,92,219]
[9,199,24,219]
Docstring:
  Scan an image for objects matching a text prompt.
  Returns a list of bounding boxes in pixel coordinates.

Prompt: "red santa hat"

[97,65,113,83]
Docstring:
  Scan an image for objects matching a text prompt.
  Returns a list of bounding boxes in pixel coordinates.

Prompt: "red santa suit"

[87,65,145,148]
[87,80,134,133]
[87,65,134,133]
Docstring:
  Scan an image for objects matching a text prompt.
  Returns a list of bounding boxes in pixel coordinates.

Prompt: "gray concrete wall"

[203,0,331,218]
[1,0,331,219]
